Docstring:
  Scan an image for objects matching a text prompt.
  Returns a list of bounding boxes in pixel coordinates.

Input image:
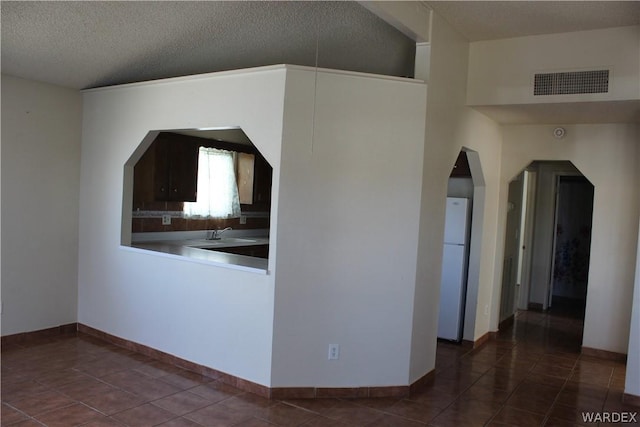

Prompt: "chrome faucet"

[209,227,232,240]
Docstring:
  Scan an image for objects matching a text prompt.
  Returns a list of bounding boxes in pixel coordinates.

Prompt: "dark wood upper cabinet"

[252,153,272,207]
[133,131,272,209]
[153,135,199,201]
[134,133,199,204]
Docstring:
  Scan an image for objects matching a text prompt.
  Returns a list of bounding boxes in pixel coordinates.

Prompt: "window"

[183,147,241,219]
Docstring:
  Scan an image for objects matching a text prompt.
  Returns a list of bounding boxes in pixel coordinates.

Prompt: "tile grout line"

[483,340,544,426]
[538,352,581,426]
[32,358,236,425]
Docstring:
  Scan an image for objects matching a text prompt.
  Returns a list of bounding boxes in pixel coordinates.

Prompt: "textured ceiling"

[425,1,640,41]
[1,0,638,117]
[1,1,416,89]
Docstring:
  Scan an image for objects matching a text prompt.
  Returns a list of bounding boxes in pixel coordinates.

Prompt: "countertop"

[129,235,269,273]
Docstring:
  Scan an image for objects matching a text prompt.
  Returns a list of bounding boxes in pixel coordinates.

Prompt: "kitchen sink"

[186,237,258,249]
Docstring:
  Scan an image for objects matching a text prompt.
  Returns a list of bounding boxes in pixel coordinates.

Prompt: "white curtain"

[184,147,241,219]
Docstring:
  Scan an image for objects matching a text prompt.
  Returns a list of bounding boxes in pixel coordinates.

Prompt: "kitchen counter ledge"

[125,234,269,274]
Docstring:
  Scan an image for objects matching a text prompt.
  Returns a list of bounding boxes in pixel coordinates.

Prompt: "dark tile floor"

[1,310,636,426]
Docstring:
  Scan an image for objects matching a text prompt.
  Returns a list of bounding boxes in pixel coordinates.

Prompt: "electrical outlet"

[484,305,489,315]
[328,344,340,360]
[162,214,171,225]
[240,215,247,225]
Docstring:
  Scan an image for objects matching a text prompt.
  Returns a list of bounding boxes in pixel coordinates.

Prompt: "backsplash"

[131,132,272,235]
[132,202,269,233]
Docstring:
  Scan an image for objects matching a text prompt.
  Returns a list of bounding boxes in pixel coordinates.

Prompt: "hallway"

[1,311,634,426]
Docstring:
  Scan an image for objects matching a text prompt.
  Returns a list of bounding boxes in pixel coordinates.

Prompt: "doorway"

[499,161,594,332]
[549,175,594,318]
[437,149,485,343]
[499,173,525,327]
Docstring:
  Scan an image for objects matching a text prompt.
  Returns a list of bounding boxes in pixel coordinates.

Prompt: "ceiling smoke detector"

[553,127,566,139]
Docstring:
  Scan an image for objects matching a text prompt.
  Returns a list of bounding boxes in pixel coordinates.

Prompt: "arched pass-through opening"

[549,175,594,318]
[437,148,485,343]
[499,160,594,337]
[121,127,273,267]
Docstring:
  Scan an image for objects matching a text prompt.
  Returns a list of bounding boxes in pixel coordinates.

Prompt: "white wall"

[468,26,640,106]
[448,177,473,199]
[409,12,503,381]
[80,65,430,389]
[79,67,286,385]
[1,75,82,336]
[454,122,503,338]
[271,68,427,387]
[501,124,639,354]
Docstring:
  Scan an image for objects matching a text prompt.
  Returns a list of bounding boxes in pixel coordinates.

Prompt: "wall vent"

[534,70,609,96]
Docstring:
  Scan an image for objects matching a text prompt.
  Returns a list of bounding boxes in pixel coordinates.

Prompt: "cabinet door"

[153,136,171,200]
[207,244,269,259]
[237,152,255,205]
[167,139,199,202]
[153,136,199,202]
[253,154,272,206]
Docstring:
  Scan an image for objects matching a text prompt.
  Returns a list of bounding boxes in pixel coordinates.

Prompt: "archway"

[499,161,594,333]
[437,148,485,343]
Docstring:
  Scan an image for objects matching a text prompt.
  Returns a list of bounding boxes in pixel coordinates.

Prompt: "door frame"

[548,174,562,308]
[517,169,536,310]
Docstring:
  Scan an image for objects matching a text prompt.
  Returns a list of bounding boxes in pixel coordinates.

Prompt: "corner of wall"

[1,75,82,336]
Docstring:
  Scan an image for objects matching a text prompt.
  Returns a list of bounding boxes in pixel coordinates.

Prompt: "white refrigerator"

[437,197,470,342]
